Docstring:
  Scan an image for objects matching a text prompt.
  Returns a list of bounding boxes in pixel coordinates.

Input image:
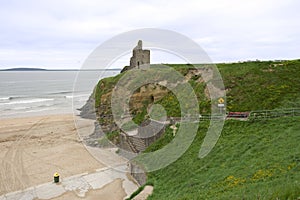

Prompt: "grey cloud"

[0,0,299,69]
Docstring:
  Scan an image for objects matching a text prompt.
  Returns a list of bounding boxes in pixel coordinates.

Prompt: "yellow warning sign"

[218,98,224,104]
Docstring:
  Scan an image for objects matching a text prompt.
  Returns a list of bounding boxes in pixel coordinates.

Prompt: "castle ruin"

[129,40,150,69]
[120,40,150,73]
[130,40,150,69]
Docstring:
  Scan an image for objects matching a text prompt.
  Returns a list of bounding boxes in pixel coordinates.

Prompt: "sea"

[0,70,119,119]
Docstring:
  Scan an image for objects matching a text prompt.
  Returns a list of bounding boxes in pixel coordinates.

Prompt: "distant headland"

[0,68,122,71]
[1,68,47,71]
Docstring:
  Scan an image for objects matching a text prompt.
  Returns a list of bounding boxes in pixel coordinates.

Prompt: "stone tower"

[129,40,150,69]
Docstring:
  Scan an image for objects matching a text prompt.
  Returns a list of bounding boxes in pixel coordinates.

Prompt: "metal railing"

[248,108,300,120]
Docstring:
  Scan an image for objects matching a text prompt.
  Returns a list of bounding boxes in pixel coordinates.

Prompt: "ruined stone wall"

[130,49,150,69]
[120,40,150,73]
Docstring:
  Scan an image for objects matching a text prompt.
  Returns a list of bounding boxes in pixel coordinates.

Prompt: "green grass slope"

[217,60,300,111]
[140,60,300,118]
[165,59,300,112]
[146,117,300,199]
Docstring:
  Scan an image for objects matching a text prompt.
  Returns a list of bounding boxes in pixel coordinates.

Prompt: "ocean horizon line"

[0,68,122,72]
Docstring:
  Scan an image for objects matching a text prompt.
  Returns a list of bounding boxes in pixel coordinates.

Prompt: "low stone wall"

[120,120,167,185]
[129,162,147,186]
[118,120,167,153]
[119,132,136,152]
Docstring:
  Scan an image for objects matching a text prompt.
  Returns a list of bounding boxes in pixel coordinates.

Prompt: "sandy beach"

[0,114,136,199]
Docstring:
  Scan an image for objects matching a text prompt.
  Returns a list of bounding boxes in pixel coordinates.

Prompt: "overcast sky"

[0,0,299,69]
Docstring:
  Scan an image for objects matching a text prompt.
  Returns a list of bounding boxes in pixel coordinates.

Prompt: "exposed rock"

[79,93,96,120]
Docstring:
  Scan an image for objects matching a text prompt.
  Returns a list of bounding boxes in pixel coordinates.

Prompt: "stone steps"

[128,136,147,153]
[119,133,137,153]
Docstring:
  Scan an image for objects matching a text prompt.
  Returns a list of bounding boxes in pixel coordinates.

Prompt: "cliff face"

[93,66,210,134]
[79,92,96,119]
[96,82,173,133]
[88,60,300,135]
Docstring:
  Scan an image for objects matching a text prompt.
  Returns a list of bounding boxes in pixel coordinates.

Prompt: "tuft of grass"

[132,105,148,125]
[126,182,155,200]
[106,130,120,144]
[95,73,123,107]
[126,185,146,200]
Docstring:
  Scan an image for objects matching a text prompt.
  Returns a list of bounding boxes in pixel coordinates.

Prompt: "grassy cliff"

[94,59,300,199]
[95,59,300,127]
[164,60,300,112]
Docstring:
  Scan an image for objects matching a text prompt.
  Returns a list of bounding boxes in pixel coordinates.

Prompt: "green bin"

[54,172,60,183]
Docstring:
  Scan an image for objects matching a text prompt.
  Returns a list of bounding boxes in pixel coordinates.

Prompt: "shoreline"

[0,110,77,120]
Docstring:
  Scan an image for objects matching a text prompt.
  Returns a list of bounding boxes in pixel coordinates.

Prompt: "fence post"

[293,108,295,117]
